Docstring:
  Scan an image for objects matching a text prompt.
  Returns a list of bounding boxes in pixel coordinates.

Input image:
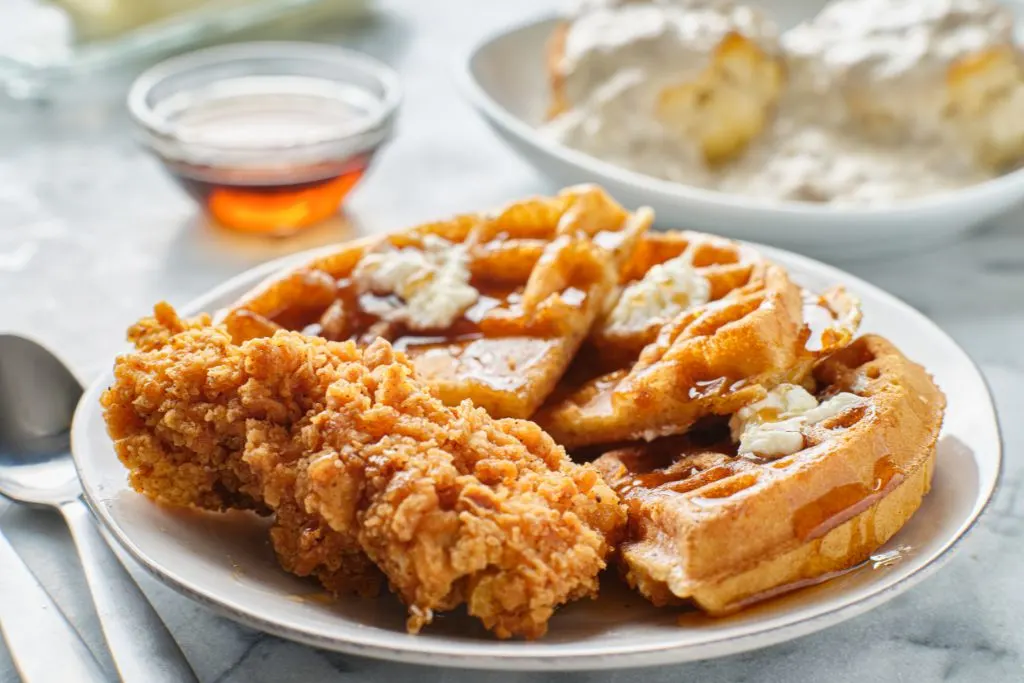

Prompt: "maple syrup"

[792,457,905,541]
[129,44,400,236]
[158,79,384,235]
[171,153,373,235]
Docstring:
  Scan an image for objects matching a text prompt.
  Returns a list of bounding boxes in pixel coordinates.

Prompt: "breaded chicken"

[103,303,381,596]
[102,304,625,638]
[280,339,625,637]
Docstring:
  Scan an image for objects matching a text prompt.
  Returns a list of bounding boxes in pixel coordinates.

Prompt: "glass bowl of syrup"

[128,41,400,235]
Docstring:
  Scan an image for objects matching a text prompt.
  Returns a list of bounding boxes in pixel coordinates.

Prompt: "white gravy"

[545,0,1021,205]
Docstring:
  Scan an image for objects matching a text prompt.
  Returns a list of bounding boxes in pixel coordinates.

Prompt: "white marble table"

[1,1,1022,681]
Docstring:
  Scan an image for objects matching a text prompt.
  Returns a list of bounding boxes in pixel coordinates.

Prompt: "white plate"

[71,244,1001,671]
[459,6,1024,259]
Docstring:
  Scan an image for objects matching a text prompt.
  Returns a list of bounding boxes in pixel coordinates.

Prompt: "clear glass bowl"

[128,41,400,235]
[0,0,369,98]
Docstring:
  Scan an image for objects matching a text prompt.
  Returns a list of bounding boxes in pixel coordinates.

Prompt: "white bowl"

[72,243,1000,670]
[459,5,1024,259]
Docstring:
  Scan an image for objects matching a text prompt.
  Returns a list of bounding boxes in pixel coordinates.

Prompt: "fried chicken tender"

[102,304,625,638]
[279,339,625,637]
[103,304,382,596]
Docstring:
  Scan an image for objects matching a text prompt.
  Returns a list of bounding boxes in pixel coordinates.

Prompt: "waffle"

[592,230,766,367]
[221,186,652,418]
[592,334,945,614]
[536,230,861,448]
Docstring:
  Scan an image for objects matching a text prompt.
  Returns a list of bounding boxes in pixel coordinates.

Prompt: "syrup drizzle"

[727,543,915,613]
[792,456,904,542]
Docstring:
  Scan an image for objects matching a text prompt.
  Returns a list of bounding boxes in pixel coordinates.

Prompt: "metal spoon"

[0,334,198,683]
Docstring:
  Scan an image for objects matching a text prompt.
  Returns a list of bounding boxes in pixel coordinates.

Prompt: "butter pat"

[729,384,862,458]
[605,250,711,332]
[354,235,479,330]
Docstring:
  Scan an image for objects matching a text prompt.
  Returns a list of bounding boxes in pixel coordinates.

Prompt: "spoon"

[0,334,199,683]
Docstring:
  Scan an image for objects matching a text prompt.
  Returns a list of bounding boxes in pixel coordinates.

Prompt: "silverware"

[0,334,198,683]
[0,524,109,682]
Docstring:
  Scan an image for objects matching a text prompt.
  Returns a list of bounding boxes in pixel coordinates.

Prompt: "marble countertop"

[0,1,1022,681]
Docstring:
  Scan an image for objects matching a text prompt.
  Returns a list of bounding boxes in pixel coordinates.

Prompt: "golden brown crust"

[537,229,862,448]
[538,243,860,447]
[102,306,626,638]
[126,301,212,352]
[592,334,945,614]
[219,185,652,420]
[103,305,384,595]
[287,340,626,637]
[103,309,257,511]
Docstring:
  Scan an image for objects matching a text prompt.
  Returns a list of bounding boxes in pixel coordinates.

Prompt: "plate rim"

[457,14,1024,220]
[72,242,1004,671]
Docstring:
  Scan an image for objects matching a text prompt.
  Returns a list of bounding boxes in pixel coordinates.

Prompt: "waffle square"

[221,186,652,418]
[592,335,945,614]
[537,230,861,448]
